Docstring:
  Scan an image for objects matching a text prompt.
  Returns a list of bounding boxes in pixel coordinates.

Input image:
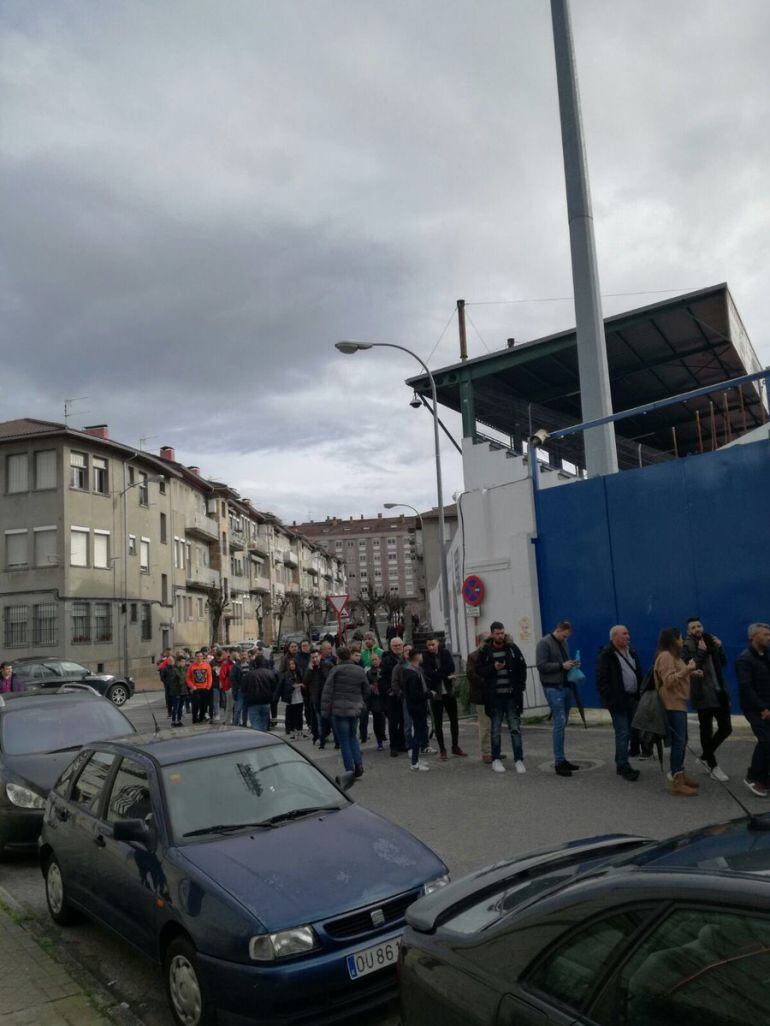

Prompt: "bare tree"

[206,586,230,646]
[302,595,323,633]
[382,591,406,629]
[353,591,386,645]
[274,594,293,646]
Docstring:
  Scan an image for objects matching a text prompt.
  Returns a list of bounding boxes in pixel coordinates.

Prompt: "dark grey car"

[11,657,135,706]
[0,691,134,856]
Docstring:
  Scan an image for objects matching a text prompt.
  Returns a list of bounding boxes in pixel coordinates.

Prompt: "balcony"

[282,550,298,568]
[308,565,320,577]
[185,512,219,543]
[250,575,271,594]
[249,537,270,558]
[230,528,245,551]
[186,565,220,591]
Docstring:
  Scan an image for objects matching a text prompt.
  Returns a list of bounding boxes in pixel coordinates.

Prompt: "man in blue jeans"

[536,620,581,777]
[477,621,528,775]
[596,625,643,782]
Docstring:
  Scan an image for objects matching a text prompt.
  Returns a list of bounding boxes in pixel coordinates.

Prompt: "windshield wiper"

[261,805,342,825]
[182,821,275,837]
[47,744,84,754]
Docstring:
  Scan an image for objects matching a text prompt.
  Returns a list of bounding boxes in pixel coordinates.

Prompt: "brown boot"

[682,771,699,789]
[482,754,492,764]
[671,771,697,796]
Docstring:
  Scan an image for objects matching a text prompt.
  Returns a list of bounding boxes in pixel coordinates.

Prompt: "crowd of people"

[152,616,770,797]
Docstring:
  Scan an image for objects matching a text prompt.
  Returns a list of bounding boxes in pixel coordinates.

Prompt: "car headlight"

[249,926,317,961]
[6,783,45,810]
[422,874,451,896]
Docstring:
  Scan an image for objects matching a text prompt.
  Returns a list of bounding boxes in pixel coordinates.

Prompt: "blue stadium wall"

[533,438,770,707]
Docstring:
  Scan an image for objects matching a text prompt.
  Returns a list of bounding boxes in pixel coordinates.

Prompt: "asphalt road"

[0,692,762,1026]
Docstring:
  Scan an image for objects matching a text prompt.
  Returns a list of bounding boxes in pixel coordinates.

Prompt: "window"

[94,602,112,642]
[138,472,149,506]
[130,602,137,624]
[222,533,228,555]
[360,571,368,580]
[140,538,150,573]
[3,605,28,647]
[5,529,28,569]
[71,752,116,811]
[70,452,88,489]
[161,574,168,605]
[185,542,191,568]
[593,908,770,1026]
[387,537,396,547]
[93,531,110,569]
[528,911,644,1015]
[358,540,366,549]
[7,453,29,493]
[128,535,136,556]
[359,553,367,563]
[185,596,193,620]
[70,528,89,567]
[34,603,57,646]
[159,478,166,495]
[389,586,399,594]
[106,759,152,824]
[128,466,135,485]
[34,450,57,490]
[197,597,204,619]
[72,601,90,643]
[92,456,109,494]
[160,513,167,544]
[174,538,181,568]
[34,527,58,567]
[372,539,380,548]
[335,540,343,550]
[140,602,152,641]
[388,553,397,562]
[374,569,382,578]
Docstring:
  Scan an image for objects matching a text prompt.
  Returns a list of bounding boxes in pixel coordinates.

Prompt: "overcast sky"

[2,0,768,522]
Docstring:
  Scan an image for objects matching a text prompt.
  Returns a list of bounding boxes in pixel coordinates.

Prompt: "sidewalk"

[0,902,113,1026]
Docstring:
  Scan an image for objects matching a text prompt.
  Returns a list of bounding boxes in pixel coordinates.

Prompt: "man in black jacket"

[737,623,770,797]
[380,637,406,757]
[422,638,467,760]
[682,618,730,781]
[242,656,279,732]
[477,622,528,774]
[596,625,644,782]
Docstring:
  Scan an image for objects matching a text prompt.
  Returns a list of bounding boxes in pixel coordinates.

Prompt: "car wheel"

[165,937,216,1026]
[107,683,129,706]
[44,854,78,926]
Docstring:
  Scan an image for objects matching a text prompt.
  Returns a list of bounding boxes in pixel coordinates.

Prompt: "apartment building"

[0,419,346,682]
[296,512,426,621]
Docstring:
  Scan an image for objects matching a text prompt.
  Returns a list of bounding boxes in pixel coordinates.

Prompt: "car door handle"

[94,833,106,848]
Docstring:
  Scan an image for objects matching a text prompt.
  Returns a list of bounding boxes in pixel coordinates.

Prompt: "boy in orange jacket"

[187,652,213,724]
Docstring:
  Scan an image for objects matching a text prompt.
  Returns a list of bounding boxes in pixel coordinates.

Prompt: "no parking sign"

[461,574,485,607]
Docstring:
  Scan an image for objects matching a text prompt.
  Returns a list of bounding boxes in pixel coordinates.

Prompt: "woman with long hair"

[654,627,699,796]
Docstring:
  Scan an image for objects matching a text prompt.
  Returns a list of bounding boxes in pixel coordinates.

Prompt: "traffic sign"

[327,594,350,614]
[462,575,485,607]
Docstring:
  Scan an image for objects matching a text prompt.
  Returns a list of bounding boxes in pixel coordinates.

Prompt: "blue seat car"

[39,726,448,1026]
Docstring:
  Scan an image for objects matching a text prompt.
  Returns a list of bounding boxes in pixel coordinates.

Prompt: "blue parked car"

[39,726,448,1026]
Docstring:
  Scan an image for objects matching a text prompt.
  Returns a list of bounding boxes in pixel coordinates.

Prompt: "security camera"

[529,428,549,447]
[409,391,422,409]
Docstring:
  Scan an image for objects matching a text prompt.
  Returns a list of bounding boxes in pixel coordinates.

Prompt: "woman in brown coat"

[654,627,699,797]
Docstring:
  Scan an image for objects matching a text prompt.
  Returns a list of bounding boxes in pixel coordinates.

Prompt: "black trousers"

[286,704,304,733]
[359,698,387,743]
[431,694,459,752]
[387,693,405,752]
[192,689,211,723]
[746,711,770,785]
[697,694,732,768]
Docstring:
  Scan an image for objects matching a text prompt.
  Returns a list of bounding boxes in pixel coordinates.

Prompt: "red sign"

[462,575,485,607]
[327,594,349,614]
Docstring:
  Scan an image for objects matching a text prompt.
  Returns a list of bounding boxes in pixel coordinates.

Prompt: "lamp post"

[118,469,165,677]
[335,340,452,644]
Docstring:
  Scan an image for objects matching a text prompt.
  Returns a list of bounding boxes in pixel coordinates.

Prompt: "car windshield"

[161,743,347,841]
[1,701,132,755]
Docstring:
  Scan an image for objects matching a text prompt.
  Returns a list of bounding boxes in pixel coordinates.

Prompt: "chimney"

[360,514,364,520]
[377,512,382,518]
[507,337,516,348]
[83,424,109,440]
[159,445,176,462]
[188,466,201,476]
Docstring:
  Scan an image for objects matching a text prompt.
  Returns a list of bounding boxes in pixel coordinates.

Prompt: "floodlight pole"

[551,0,618,477]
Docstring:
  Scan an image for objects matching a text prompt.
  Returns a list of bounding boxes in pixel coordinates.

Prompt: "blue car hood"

[179,804,446,932]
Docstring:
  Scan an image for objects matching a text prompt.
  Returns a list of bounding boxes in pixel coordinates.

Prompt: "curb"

[0,882,148,1026]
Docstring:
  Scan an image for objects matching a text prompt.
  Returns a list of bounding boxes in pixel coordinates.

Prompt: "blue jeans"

[247,704,271,731]
[491,695,523,761]
[171,695,185,722]
[544,686,573,764]
[332,715,362,771]
[402,699,414,748]
[231,691,246,725]
[610,705,634,768]
[666,709,688,775]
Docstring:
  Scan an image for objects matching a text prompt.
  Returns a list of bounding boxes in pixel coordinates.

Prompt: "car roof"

[94,725,282,766]
[0,691,111,710]
[11,656,75,664]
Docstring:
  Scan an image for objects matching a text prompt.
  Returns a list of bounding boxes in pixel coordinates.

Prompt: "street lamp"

[335,340,452,644]
[118,471,166,676]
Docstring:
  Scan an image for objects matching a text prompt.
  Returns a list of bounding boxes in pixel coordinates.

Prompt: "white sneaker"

[696,757,711,774]
[421,747,437,755]
[410,761,430,772]
[492,759,506,773]
[514,760,527,774]
[711,765,729,782]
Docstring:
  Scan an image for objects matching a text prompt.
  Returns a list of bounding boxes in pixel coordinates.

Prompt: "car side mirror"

[112,818,152,846]
[335,771,356,792]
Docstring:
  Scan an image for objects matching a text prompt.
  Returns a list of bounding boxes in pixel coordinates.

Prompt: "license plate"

[346,938,401,980]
